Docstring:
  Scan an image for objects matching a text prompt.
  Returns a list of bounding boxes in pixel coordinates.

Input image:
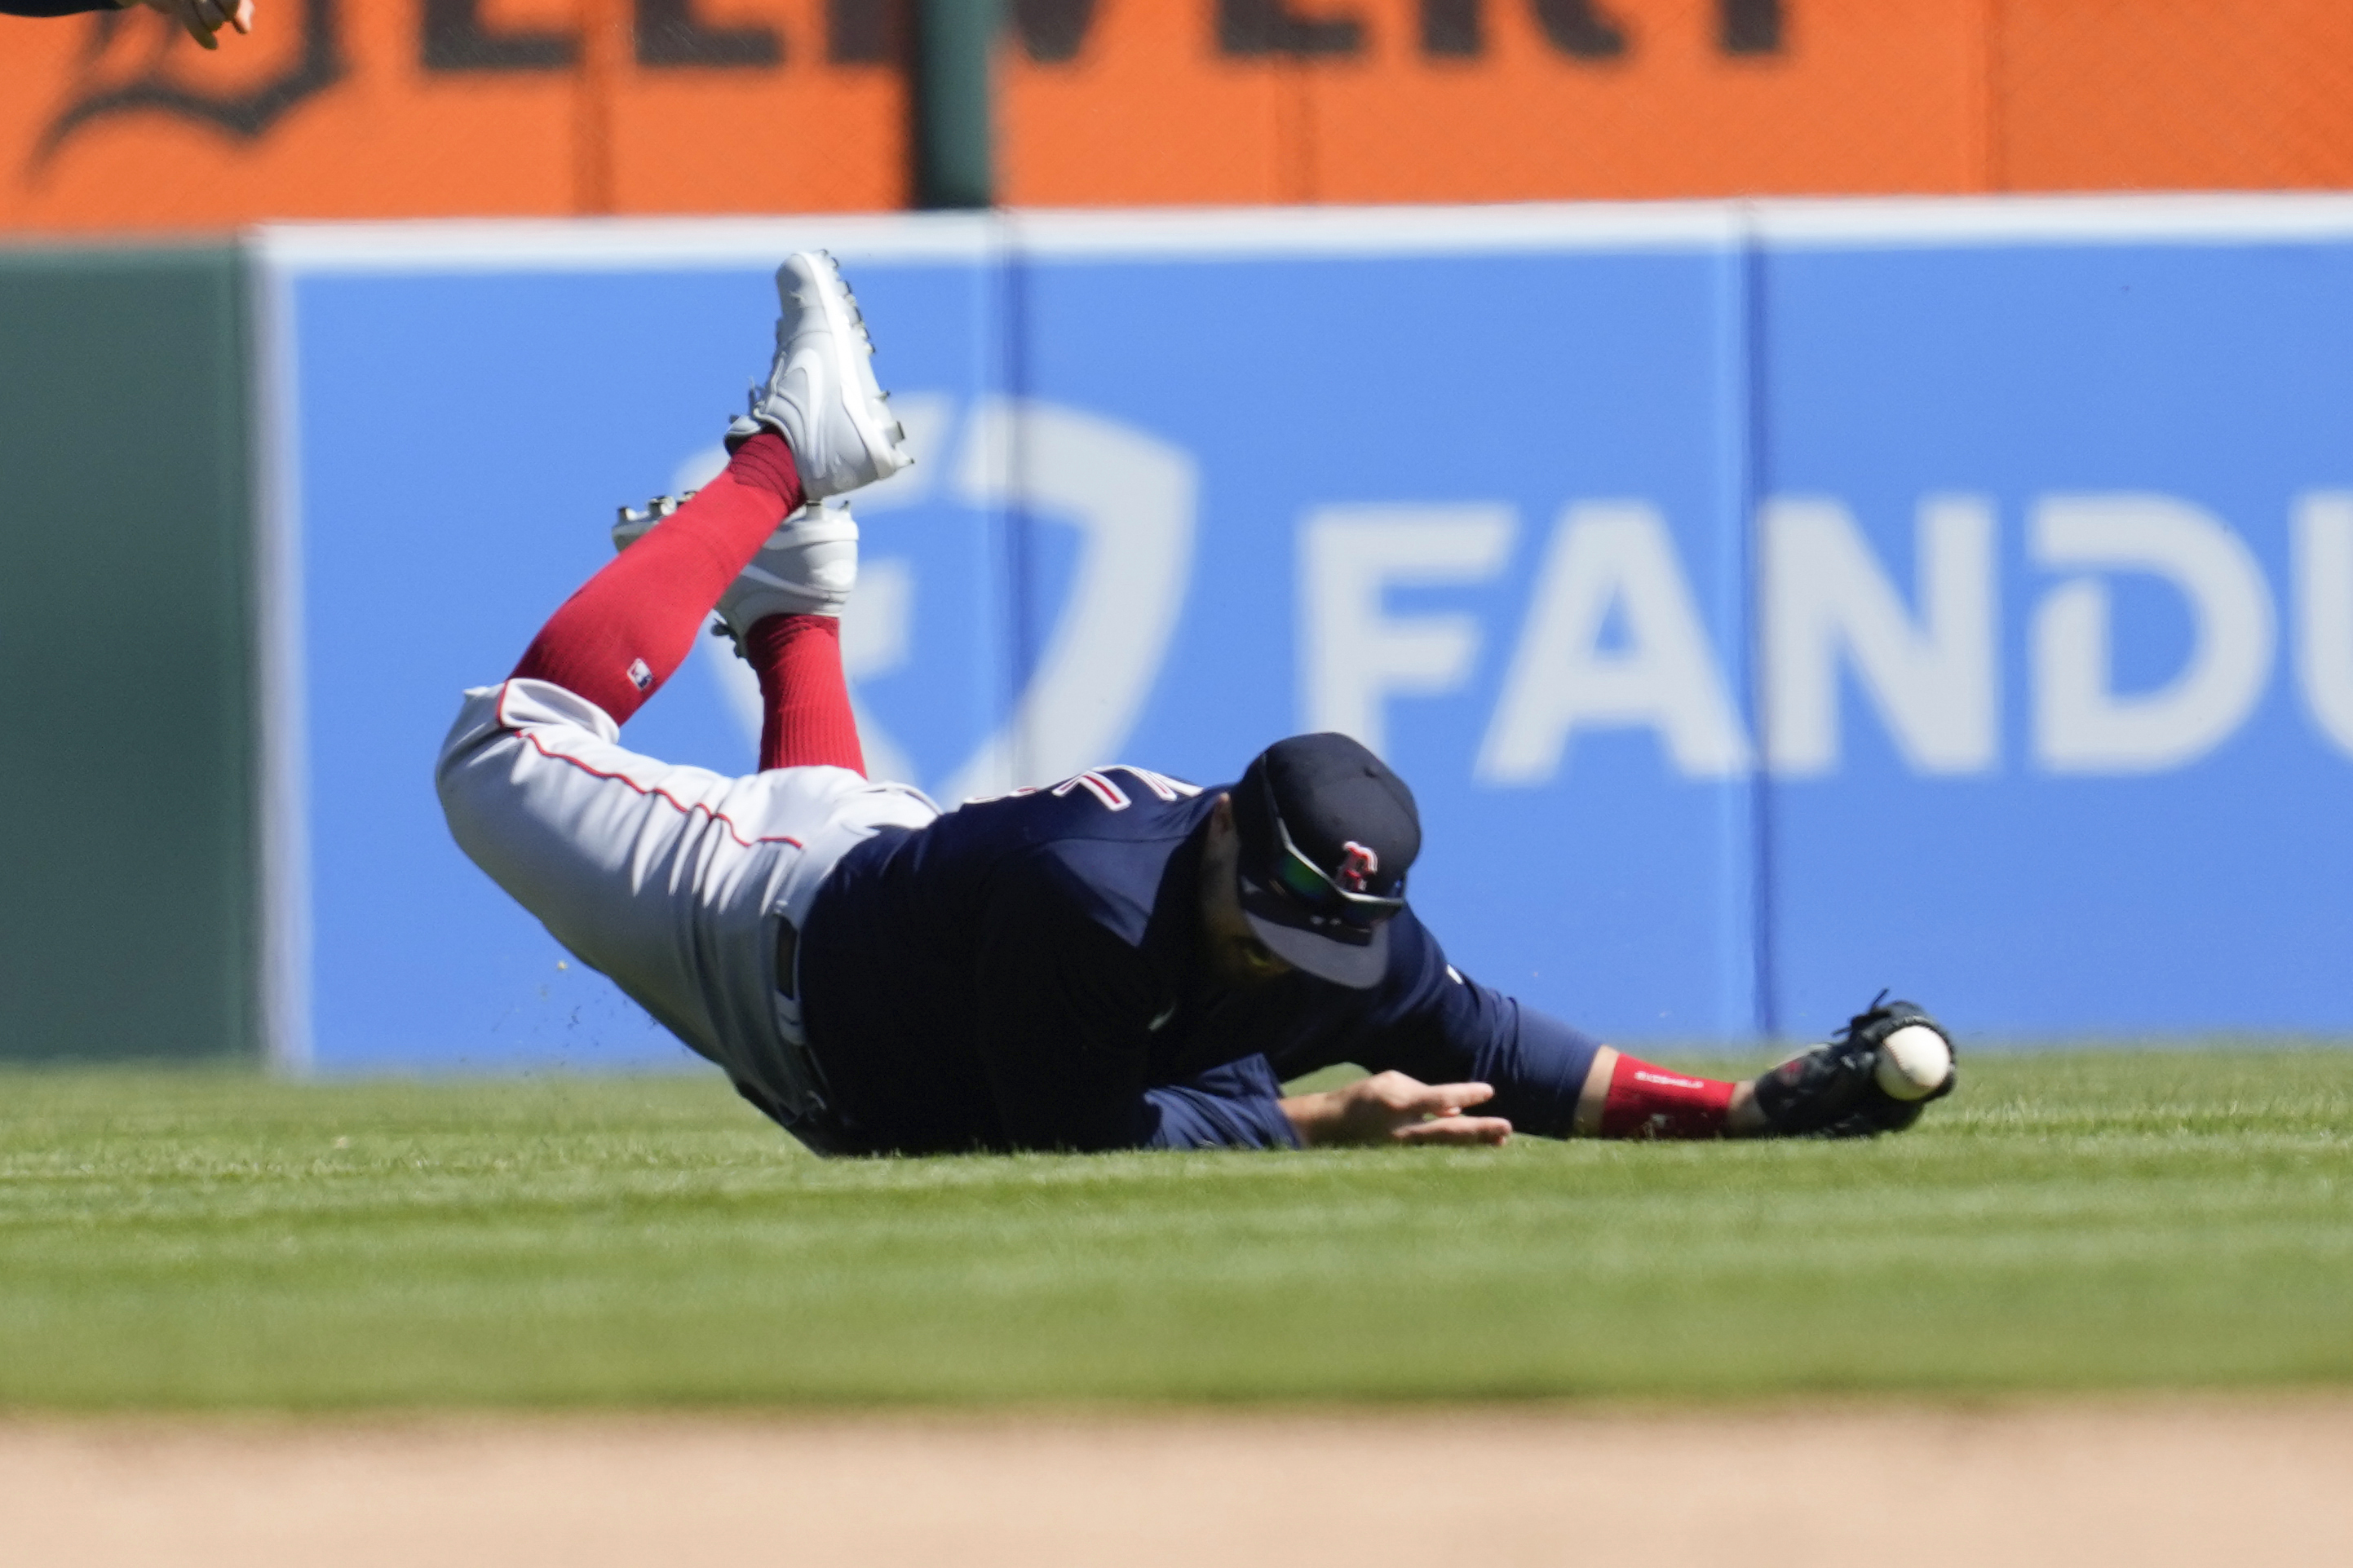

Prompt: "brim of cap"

[1243,908,1391,988]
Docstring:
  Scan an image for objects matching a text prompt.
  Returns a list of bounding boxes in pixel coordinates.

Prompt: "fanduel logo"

[1304,492,2353,780]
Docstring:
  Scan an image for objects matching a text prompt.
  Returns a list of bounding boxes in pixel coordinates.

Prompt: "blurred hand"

[1280,1071,1512,1149]
[134,0,254,51]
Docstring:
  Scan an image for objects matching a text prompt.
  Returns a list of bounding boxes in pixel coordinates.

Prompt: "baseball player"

[436,253,1956,1154]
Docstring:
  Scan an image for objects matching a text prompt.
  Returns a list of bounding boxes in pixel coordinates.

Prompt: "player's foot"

[735,251,910,501]
[1749,994,1956,1138]
[614,495,860,645]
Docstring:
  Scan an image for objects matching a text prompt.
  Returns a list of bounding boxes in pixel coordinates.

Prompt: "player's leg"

[434,677,927,1106]
[745,615,864,772]
[435,678,787,1049]
[512,431,804,724]
[511,249,907,729]
[612,497,869,772]
[723,501,865,771]
[436,250,918,1115]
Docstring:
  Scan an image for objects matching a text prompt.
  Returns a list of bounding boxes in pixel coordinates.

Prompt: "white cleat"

[714,501,859,635]
[736,250,911,501]
[614,494,860,645]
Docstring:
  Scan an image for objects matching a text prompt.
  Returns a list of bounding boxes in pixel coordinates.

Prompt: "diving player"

[435,253,1953,1154]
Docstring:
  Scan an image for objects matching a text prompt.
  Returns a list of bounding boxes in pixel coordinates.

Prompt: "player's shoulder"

[1354,905,1471,1010]
[954,766,1223,936]
[952,766,1223,843]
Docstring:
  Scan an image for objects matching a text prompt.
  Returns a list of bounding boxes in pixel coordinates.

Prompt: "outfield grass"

[0,1051,2347,1409]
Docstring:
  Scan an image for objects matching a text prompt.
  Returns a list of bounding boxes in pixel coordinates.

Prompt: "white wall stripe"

[251,192,2353,276]
[1752,192,2353,248]
[250,214,1000,273]
[246,249,314,1075]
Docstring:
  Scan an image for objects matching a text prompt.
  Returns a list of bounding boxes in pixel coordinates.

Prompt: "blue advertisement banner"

[254,200,2353,1071]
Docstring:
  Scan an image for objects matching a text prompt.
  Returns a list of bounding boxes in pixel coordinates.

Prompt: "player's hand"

[1279,1071,1512,1149]
[134,0,255,51]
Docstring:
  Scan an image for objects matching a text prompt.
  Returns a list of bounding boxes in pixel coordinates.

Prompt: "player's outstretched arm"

[1566,995,1957,1140]
[1279,1071,1513,1149]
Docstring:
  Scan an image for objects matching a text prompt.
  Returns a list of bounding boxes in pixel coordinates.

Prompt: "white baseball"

[1873,1023,1953,1101]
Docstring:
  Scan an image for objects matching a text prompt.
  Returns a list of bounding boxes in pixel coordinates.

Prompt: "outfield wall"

[242,196,2353,1070]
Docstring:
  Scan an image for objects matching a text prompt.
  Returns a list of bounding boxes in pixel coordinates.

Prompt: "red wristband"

[1598,1054,1736,1140]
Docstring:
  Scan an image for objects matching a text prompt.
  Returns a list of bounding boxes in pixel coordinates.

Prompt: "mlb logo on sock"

[626,658,653,692]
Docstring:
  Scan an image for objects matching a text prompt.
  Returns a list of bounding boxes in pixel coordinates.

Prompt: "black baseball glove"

[1750,992,1956,1138]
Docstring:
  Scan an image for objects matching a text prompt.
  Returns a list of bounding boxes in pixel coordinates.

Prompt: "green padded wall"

[0,245,255,1062]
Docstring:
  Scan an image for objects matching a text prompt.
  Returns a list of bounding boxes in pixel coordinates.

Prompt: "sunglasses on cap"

[1258,800,1408,930]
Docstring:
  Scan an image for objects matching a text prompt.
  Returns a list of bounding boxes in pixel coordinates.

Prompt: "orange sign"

[1002,0,2353,206]
[7,0,2353,235]
[0,0,906,232]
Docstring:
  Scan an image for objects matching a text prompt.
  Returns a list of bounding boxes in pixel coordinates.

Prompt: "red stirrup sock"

[745,613,866,774]
[1598,1054,1736,1139]
[508,432,805,724]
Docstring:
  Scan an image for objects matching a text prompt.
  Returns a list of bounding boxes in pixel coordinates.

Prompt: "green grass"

[0,1051,2348,1410]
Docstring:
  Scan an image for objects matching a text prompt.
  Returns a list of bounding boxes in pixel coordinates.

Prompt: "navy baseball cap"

[1230,733,1420,988]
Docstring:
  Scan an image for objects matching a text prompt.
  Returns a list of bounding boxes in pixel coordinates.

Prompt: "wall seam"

[245,230,314,1075]
[1738,204,1780,1043]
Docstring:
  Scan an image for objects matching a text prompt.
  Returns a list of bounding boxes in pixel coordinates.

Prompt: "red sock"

[745,613,866,774]
[1598,1055,1736,1139]
[509,432,804,724]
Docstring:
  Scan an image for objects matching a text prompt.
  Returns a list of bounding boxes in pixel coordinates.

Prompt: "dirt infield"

[6,1400,2348,1566]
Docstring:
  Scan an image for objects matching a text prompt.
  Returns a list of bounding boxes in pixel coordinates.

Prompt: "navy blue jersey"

[797,766,1603,1154]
